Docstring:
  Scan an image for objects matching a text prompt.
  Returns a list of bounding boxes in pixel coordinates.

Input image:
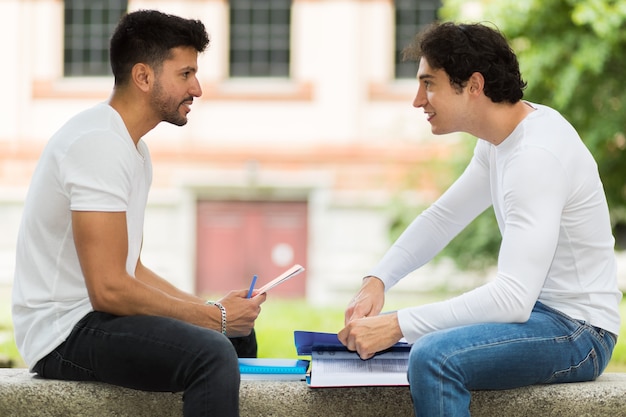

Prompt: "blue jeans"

[33,311,240,417]
[407,302,616,417]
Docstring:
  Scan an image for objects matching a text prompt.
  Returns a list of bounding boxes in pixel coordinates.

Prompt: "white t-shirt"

[369,103,622,343]
[12,103,152,368]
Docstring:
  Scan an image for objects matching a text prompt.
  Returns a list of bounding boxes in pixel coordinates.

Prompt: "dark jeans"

[229,329,257,358]
[33,312,242,417]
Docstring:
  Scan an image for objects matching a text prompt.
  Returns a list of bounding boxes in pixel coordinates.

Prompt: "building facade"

[0,0,465,305]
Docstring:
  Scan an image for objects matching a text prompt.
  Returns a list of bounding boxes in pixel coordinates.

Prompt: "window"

[64,0,128,77]
[395,0,440,79]
[229,0,291,78]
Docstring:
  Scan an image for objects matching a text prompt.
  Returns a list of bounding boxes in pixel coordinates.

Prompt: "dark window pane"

[229,0,291,78]
[395,0,440,79]
[63,0,128,77]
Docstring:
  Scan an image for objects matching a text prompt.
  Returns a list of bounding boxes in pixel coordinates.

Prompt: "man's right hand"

[216,289,266,337]
[344,276,385,325]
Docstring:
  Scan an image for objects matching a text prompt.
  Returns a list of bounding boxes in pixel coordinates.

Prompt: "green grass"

[3,296,626,372]
[254,299,345,359]
[0,298,24,368]
[609,301,626,371]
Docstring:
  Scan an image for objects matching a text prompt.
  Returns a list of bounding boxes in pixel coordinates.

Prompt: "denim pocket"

[36,347,96,381]
[545,347,599,384]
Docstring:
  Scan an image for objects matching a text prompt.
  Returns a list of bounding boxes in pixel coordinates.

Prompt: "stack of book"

[237,329,412,386]
[294,330,411,388]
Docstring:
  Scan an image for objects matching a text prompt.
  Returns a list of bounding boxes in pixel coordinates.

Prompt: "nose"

[191,76,202,98]
[413,85,427,108]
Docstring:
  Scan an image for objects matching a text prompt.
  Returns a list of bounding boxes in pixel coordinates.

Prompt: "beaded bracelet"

[206,301,227,335]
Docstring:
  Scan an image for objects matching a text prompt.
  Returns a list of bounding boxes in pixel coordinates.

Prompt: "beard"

[150,80,190,126]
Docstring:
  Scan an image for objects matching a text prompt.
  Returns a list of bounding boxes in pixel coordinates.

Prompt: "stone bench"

[1,367,626,416]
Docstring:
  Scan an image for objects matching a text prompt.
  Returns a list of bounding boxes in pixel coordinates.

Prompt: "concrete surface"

[1,368,626,416]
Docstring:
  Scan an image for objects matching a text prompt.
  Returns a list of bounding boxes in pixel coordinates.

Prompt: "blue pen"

[246,274,258,298]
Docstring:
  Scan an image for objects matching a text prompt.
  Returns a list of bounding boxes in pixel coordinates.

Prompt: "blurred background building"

[0,0,472,305]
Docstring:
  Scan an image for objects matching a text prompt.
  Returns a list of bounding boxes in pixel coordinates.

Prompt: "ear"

[467,72,485,96]
[131,63,153,93]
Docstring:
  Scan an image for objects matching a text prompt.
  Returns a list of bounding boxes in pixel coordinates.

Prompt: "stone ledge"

[1,368,626,416]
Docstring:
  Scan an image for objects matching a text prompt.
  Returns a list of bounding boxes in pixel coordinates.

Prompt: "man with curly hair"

[340,22,621,417]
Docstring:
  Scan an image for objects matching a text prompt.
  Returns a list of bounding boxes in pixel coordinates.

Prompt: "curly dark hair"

[110,10,210,86]
[402,22,526,104]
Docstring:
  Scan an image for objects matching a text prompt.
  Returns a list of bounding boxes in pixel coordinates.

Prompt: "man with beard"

[12,10,265,417]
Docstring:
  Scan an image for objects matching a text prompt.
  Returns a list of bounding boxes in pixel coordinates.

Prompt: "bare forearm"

[134,260,203,304]
[90,274,222,331]
[90,269,265,337]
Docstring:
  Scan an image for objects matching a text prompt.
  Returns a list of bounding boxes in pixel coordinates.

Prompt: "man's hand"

[344,276,386,325]
[217,289,266,337]
[338,313,403,360]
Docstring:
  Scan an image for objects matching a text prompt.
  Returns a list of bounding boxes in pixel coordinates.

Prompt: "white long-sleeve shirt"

[369,103,622,343]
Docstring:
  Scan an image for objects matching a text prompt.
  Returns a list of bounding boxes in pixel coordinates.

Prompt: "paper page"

[309,350,409,387]
[254,264,305,296]
[316,358,408,374]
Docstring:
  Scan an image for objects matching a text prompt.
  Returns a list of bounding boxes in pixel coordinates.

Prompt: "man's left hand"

[338,313,403,360]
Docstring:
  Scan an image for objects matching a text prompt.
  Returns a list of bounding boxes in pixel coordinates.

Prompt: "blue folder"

[294,330,411,356]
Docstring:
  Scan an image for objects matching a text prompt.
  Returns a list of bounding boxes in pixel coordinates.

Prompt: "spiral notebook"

[238,358,310,381]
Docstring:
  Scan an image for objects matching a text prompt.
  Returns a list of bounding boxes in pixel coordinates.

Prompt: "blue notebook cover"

[294,330,411,356]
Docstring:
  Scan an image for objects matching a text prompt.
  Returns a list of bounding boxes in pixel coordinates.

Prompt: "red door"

[196,200,308,297]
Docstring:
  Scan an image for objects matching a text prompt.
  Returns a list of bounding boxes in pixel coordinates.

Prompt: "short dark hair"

[403,22,527,104]
[110,10,210,86]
